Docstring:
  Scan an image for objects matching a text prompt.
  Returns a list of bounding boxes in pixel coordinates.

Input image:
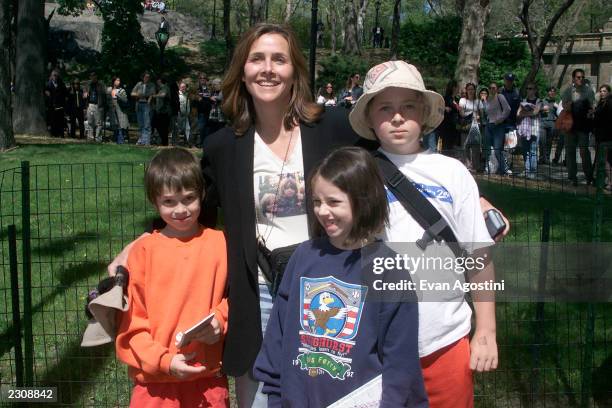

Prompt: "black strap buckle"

[388,170,404,188]
[416,218,448,250]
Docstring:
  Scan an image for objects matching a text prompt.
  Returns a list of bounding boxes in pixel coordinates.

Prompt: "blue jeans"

[423,131,438,152]
[565,130,593,181]
[234,283,271,408]
[114,128,126,144]
[197,113,209,146]
[136,102,151,145]
[485,123,507,174]
[521,137,538,174]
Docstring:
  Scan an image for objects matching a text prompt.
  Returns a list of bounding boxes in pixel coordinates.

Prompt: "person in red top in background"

[115,148,229,407]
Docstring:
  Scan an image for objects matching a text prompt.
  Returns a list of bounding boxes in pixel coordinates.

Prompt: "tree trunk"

[235,3,244,35]
[519,0,576,93]
[223,0,233,69]
[328,6,337,55]
[10,0,17,82]
[343,0,360,54]
[389,0,401,59]
[1,0,15,150]
[249,0,266,24]
[556,37,575,90]
[284,0,294,22]
[356,0,368,48]
[454,0,490,89]
[13,0,47,136]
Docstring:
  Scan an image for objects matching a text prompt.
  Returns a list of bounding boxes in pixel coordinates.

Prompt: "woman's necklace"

[255,126,296,246]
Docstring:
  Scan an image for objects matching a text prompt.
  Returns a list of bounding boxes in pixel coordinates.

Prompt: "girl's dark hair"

[221,23,323,136]
[600,84,611,93]
[445,79,458,98]
[144,147,205,205]
[308,147,388,246]
[323,83,335,99]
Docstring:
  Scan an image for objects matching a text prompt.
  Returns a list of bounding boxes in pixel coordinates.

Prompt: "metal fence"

[1,160,611,407]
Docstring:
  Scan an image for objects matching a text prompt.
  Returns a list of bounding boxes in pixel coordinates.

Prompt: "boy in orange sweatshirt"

[115,147,229,407]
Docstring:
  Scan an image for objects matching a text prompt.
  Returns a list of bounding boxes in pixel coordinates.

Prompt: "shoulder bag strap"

[373,151,465,257]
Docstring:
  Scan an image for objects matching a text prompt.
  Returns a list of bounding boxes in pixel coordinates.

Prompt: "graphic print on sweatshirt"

[296,276,367,380]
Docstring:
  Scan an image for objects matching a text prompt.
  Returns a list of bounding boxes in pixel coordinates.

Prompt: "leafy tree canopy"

[55,0,157,85]
[398,15,545,94]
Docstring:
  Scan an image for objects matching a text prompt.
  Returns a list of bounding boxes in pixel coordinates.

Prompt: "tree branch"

[536,0,576,54]
[426,0,441,17]
[519,0,537,56]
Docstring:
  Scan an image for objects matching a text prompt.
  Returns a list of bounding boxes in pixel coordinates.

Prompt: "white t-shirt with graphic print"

[381,148,493,357]
[253,131,309,284]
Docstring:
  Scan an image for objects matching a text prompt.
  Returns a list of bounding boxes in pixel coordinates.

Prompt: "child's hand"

[192,317,222,345]
[469,329,498,372]
[169,353,207,379]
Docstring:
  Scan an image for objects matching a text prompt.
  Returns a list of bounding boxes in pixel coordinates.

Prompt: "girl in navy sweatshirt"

[254,147,428,407]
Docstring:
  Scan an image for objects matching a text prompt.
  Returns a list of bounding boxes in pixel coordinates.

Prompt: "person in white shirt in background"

[483,82,511,175]
[316,83,337,107]
[176,82,192,146]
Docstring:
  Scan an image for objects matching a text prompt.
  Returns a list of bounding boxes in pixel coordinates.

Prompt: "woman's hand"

[469,328,498,372]
[192,317,223,345]
[169,353,207,379]
[107,232,151,276]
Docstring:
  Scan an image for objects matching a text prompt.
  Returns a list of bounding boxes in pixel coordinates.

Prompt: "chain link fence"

[1,159,611,406]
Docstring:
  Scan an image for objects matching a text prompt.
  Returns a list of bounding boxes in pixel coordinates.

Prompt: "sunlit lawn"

[0,140,610,406]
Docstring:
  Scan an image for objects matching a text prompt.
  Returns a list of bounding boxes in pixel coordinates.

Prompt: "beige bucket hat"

[349,60,445,140]
[81,285,128,347]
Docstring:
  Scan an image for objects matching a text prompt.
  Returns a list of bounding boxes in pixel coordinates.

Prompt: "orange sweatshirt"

[115,227,228,384]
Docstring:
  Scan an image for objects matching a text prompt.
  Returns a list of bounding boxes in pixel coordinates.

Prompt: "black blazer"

[201,108,376,376]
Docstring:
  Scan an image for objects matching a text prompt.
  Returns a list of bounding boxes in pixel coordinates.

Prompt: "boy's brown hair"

[308,147,388,246]
[144,148,204,205]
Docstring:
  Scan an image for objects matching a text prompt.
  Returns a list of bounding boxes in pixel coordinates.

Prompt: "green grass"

[1,142,611,406]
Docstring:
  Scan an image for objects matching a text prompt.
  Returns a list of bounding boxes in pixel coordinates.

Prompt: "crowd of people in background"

[423,71,611,186]
[45,62,611,186]
[314,69,611,187]
[44,69,225,148]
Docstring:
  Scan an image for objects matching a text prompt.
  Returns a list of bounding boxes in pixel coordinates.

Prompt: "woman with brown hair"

[200,23,366,406]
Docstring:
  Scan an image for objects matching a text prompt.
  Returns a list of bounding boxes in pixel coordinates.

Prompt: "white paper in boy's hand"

[327,374,381,408]
[174,312,215,348]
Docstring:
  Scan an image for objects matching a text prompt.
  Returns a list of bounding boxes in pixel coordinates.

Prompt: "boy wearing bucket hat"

[349,60,498,407]
[115,148,230,407]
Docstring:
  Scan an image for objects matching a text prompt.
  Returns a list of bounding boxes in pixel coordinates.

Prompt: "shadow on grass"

[0,261,107,356]
[38,340,126,405]
[33,232,102,257]
[592,353,612,407]
[500,304,582,407]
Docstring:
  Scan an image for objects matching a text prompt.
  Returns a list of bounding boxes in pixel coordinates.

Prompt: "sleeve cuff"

[267,394,282,407]
[160,352,174,374]
[213,305,228,335]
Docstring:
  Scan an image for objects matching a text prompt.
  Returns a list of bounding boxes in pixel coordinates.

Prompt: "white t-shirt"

[381,149,493,357]
[459,98,482,120]
[253,131,309,284]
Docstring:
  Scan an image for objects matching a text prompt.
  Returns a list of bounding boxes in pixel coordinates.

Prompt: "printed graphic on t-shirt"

[257,172,306,219]
[295,276,367,380]
[385,183,453,205]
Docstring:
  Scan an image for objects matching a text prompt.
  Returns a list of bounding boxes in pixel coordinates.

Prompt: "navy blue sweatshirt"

[254,238,428,407]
